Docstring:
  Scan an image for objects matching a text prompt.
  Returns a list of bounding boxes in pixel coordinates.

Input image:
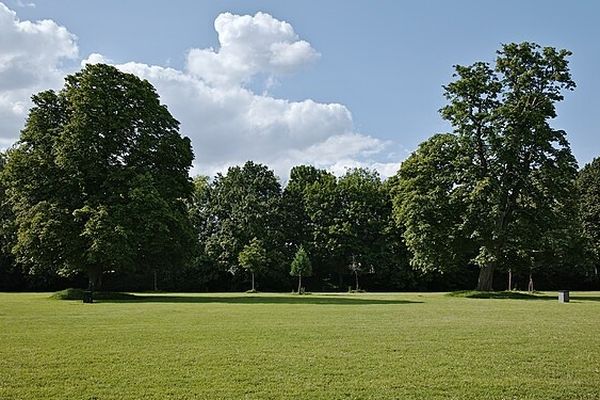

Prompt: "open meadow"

[1,292,599,399]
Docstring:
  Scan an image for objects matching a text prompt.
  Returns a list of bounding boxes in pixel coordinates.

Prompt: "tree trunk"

[153,269,158,292]
[355,271,359,291]
[507,269,512,291]
[88,265,102,292]
[251,272,255,291]
[528,273,534,292]
[476,263,494,291]
[298,273,302,294]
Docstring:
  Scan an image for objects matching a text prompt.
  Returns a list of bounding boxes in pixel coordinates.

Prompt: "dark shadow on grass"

[447,290,546,300]
[570,296,600,302]
[447,290,600,302]
[98,294,422,305]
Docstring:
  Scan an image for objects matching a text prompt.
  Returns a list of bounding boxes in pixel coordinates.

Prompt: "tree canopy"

[2,63,194,289]
[391,42,580,290]
[0,44,597,294]
[290,246,312,293]
[578,158,600,271]
[238,238,267,291]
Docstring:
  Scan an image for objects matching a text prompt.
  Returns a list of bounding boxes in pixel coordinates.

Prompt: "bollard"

[558,290,569,303]
[83,290,93,303]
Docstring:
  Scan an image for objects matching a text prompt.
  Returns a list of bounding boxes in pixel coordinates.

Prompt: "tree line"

[0,43,599,293]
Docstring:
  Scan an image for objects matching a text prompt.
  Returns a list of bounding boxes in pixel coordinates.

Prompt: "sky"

[1,0,599,180]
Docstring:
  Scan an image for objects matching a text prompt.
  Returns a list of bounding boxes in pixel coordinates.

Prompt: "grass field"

[1,292,599,399]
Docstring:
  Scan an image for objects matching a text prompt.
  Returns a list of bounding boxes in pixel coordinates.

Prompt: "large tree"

[578,157,600,275]
[335,168,389,288]
[281,165,334,283]
[299,168,391,290]
[392,42,579,291]
[2,63,194,290]
[205,161,285,287]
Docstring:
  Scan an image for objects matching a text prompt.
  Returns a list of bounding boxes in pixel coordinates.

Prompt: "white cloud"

[14,0,35,8]
[186,12,320,87]
[81,52,111,67]
[0,5,401,179]
[113,60,391,178]
[0,2,77,141]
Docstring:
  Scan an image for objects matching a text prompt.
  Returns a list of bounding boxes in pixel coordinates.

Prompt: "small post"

[83,290,93,303]
[558,290,570,303]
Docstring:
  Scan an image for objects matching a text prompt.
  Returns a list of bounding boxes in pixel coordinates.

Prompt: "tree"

[392,42,579,291]
[391,134,473,273]
[282,165,335,285]
[578,158,600,276]
[295,167,391,290]
[290,246,312,293]
[348,255,363,291]
[205,161,285,288]
[238,238,267,291]
[2,63,194,291]
[0,152,21,291]
[335,168,388,288]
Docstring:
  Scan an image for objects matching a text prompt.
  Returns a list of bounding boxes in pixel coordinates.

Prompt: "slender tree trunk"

[298,273,302,294]
[507,269,512,291]
[355,271,359,291]
[153,269,158,292]
[251,272,255,291]
[476,263,494,291]
[528,273,534,292]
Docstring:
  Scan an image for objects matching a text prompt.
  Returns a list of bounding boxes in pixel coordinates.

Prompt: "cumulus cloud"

[110,60,391,178]
[0,5,401,179]
[0,2,77,140]
[81,52,111,67]
[186,12,320,87]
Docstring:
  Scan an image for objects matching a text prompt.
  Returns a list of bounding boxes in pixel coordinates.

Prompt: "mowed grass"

[1,292,599,399]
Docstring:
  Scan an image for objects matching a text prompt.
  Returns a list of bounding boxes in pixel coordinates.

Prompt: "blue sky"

[2,0,599,178]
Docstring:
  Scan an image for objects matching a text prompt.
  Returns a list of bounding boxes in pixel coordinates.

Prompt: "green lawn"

[1,292,599,399]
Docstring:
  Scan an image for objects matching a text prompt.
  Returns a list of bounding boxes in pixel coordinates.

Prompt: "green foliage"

[336,168,389,273]
[204,161,285,286]
[391,134,471,272]
[391,42,580,290]
[2,63,194,288]
[238,238,267,274]
[578,158,600,267]
[290,246,312,277]
[281,165,333,267]
[238,238,267,291]
[298,167,401,289]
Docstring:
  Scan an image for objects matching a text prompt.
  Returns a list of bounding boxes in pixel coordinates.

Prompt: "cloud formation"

[186,12,320,87]
[0,5,400,179]
[0,2,77,142]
